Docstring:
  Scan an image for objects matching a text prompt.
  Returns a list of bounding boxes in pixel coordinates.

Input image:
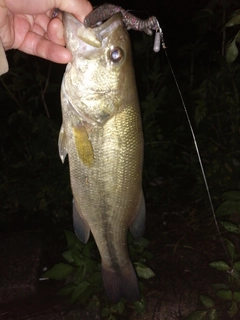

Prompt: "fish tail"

[102,262,140,303]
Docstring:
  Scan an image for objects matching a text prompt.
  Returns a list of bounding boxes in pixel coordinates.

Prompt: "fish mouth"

[63,12,123,49]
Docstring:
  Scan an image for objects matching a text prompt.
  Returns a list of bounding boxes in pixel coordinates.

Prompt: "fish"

[59,11,146,303]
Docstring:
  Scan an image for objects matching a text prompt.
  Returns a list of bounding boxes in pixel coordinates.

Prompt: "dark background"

[1,0,240,318]
[1,0,240,228]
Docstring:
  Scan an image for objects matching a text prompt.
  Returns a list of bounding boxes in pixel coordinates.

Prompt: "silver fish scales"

[59,11,145,303]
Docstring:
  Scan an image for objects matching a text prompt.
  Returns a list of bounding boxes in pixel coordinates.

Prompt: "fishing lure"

[84,3,165,52]
[52,4,165,52]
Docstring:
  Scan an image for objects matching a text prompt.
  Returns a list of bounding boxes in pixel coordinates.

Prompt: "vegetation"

[1,0,240,318]
[0,55,70,229]
[186,191,240,319]
[43,230,154,319]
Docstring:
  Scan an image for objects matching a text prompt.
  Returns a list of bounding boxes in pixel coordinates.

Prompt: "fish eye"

[109,47,124,63]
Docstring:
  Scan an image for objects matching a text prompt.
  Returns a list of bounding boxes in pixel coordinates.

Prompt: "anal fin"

[73,199,90,244]
[130,190,146,239]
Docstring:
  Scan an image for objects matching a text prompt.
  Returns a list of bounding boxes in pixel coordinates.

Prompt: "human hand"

[0,0,92,63]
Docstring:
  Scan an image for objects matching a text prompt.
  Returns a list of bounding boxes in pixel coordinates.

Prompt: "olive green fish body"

[59,13,145,302]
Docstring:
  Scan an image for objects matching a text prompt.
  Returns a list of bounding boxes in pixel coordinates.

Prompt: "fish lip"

[89,12,123,31]
[91,13,123,40]
[63,12,123,32]
[63,12,123,49]
[63,12,83,27]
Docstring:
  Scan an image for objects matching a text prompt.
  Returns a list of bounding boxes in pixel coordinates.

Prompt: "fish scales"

[59,12,145,303]
[67,104,143,266]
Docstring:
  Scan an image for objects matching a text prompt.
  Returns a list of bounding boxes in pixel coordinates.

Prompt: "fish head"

[62,12,136,125]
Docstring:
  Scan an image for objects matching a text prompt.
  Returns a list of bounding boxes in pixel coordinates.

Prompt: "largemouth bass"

[59,11,145,303]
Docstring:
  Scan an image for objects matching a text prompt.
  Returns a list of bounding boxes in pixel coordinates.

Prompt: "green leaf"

[212,283,229,290]
[224,238,236,260]
[42,263,74,280]
[216,289,233,301]
[228,301,238,317]
[71,250,84,267]
[143,251,153,260]
[208,308,218,320]
[209,261,231,271]
[64,230,82,249]
[71,281,90,304]
[78,285,97,304]
[134,262,155,279]
[223,191,240,201]
[62,250,74,264]
[111,300,125,314]
[199,294,215,308]
[236,30,240,43]
[229,269,240,279]
[233,291,240,302]
[83,241,96,257]
[185,310,207,320]
[88,271,102,286]
[225,14,240,27]
[58,283,76,296]
[83,257,99,271]
[226,39,239,64]
[233,261,240,271]
[133,300,146,314]
[216,200,240,217]
[133,237,150,249]
[74,265,85,283]
[220,221,240,234]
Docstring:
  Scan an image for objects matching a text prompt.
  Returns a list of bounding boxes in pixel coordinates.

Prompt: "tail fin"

[101,262,140,303]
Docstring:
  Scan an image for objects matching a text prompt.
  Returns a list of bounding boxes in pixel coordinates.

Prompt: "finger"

[6,0,92,22]
[56,0,93,22]
[34,13,52,34]
[47,17,65,46]
[18,31,72,63]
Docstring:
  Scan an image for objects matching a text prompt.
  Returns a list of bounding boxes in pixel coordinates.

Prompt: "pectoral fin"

[73,199,90,244]
[130,190,146,239]
[73,125,94,167]
[58,124,68,163]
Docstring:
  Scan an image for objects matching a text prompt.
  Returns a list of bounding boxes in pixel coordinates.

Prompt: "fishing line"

[62,3,231,262]
[96,3,232,262]
[161,44,231,263]
[138,16,231,263]
[148,25,224,244]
